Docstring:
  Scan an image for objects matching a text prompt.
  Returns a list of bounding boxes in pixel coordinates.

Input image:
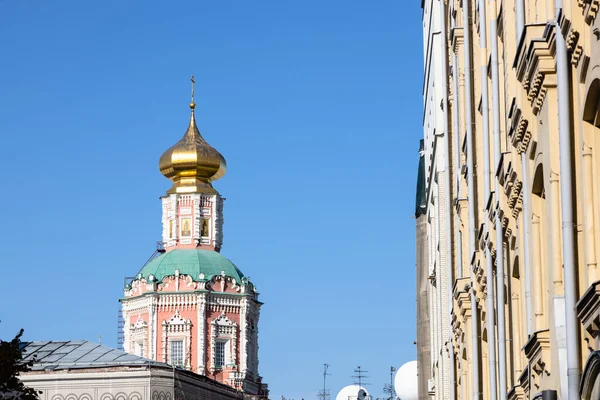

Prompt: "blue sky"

[0,1,423,399]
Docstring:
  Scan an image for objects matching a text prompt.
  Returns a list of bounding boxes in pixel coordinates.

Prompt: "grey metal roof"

[21,340,167,371]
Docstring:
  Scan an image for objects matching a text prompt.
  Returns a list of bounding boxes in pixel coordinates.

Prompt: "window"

[136,341,144,357]
[215,341,226,368]
[169,220,174,238]
[171,340,184,367]
[201,219,210,237]
[180,218,191,237]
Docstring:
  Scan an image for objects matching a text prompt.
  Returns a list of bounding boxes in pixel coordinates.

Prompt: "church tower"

[120,78,268,397]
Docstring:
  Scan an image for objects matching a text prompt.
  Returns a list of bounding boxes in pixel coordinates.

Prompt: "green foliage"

[0,329,41,400]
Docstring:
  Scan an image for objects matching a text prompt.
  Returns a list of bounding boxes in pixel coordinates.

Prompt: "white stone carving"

[129,316,148,357]
[180,206,191,215]
[162,310,193,369]
[210,311,238,373]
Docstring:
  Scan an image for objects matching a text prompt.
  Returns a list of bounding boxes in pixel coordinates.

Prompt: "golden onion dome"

[159,101,227,194]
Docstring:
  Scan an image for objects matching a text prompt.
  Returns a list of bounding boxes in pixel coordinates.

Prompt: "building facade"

[120,88,268,398]
[418,0,600,399]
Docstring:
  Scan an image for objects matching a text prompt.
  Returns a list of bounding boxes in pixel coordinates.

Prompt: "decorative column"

[550,171,564,292]
[161,321,167,363]
[240,299,249,374]
[197,294,206,374]
[255,307,261,374]
[152,296,159,360]
[209,320,217,374]
[583,145,598,283]
[147,298,154,359]
[532,213,544,329]
[511,292,523,376]
[464,310,473,400]
[122,308,130,353]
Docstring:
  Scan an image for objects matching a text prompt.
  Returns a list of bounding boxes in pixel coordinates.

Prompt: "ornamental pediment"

[131,316,148,330]
[213,311,238,327]
[523,329,551,391]
[165,310,191,326]
[577,281,600,346]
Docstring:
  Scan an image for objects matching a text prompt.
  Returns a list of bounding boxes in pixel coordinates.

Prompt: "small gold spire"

[190,75,196,110]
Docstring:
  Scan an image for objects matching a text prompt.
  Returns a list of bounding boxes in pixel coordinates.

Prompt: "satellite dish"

[357,389,367,400]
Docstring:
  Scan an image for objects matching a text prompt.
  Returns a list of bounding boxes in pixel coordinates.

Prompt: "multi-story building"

[120,81,268,398]
[417,0,600,399]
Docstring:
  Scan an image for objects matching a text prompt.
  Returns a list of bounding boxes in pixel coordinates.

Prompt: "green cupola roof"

[137,249,245,284]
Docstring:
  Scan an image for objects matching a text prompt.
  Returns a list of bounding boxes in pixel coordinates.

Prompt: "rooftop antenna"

[352,366,370,388]
[383,366,397,400]
[318,363,331,400]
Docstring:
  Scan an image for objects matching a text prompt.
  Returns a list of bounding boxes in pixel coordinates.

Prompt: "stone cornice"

[579,0,600,24]
[452,277,470,347]
[455,198,468,214]
[503,163,523,212]
[515,23,557,116]
[478,222,487,252]
[451,27,464,54]
[507,384,525,400]
[519,365,531,395]
[453,277,472,319]
[508,103,533,156]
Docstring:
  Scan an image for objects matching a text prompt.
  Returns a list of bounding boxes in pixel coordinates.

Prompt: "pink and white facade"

[160,193,224,252]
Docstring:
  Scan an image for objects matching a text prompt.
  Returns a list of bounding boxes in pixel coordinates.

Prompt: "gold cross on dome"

[191,75,195,103]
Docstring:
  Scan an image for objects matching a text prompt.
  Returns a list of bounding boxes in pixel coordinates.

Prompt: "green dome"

[138,249,245,284]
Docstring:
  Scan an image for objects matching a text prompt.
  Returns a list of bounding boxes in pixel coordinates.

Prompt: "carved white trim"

[161,195,179,247]
[132,316,147,330]
[162,310,193,369]
[210,311,238,373]
[149,295,158,359]
[129,316,148,357]
[122,309,131,354]
[167,310,188,326]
